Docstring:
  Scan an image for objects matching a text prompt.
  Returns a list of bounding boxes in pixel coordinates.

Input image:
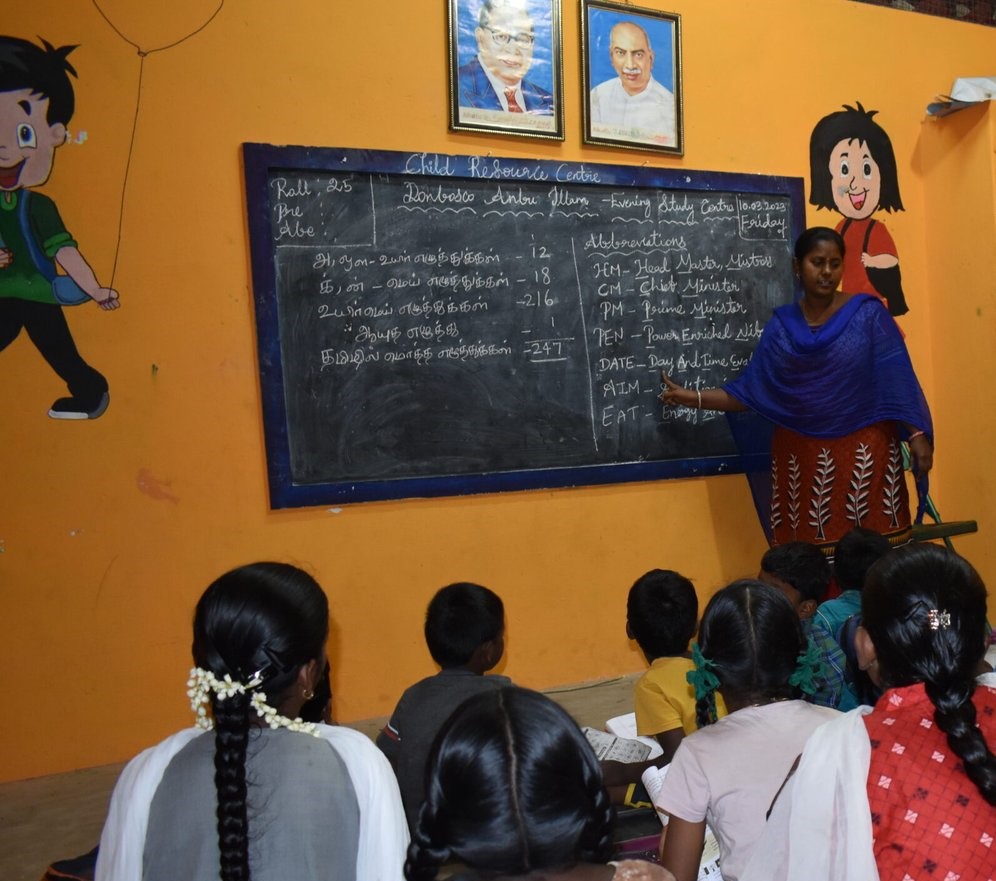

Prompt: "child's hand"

[0,248,12,269]
[600,759,634,787]
[860,251,899,269]
[91,287,121,311]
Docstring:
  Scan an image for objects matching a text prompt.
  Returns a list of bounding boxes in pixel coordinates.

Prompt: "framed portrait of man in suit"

[448,0,564,140]
[581,0,683,155]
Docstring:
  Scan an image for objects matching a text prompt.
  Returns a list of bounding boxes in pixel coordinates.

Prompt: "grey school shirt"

[143,728,359,881]
[376,668,511,829]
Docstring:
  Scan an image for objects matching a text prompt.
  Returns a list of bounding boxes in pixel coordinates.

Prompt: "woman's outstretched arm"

[659,371,747,412]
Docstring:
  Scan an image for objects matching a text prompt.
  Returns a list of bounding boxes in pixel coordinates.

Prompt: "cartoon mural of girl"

[809,102,908,317]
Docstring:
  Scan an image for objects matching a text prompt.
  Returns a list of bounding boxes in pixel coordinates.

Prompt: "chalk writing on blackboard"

[243,145,804,507]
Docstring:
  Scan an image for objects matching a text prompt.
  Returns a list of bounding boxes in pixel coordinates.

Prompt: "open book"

[583,726,652,763]
[589,713,720,878]
[605,712,664,759]
[642,764,722,880]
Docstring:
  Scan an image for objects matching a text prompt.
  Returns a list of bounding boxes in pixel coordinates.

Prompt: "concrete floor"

[0,674,639,881]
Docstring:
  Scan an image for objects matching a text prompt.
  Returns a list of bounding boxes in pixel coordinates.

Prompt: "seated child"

[602,570,724,803]
[759,542,849,709]
[818,527,892,708]
[377,582,509,830]
[656,580,839,881]
[816,527,891,640]
[629,569,712,755]
[96,563,408,881]
[405,686,676,881]
[741,543,996,881]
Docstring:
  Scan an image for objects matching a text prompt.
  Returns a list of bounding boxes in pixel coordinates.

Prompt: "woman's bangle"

[908,430,926,442]
[696,389,703,409]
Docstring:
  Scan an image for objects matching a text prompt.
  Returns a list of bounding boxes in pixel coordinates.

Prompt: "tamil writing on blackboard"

[243,145,805,505]
[261,166,790,486]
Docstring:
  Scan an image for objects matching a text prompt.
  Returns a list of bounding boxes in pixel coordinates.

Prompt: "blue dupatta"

[723,294,932,542]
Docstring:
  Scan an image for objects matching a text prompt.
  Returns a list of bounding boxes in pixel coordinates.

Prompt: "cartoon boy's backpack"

[840,217,909,317]
[16,189,90,305]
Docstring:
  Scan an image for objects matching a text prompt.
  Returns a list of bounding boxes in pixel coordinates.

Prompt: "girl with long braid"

[655,580,839,881]
[96,562,408,881]
[404,686,675,881]
[742,543,996,881]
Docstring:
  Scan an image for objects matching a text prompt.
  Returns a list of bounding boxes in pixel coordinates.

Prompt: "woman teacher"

[660,226,932,554]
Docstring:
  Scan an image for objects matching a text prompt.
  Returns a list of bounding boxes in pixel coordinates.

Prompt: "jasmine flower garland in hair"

[186,667,320,737]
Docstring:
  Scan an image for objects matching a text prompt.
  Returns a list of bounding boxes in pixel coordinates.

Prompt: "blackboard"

[242,144,804,508]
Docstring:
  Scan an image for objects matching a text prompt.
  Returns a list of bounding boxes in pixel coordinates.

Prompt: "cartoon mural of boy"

[809,102,908,317]
[0,36,119,419]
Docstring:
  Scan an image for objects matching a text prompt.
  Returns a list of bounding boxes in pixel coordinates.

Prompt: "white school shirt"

[655,700,839,881]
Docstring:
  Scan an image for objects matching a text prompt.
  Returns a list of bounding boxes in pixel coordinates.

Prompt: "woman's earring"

[303,688,315,700]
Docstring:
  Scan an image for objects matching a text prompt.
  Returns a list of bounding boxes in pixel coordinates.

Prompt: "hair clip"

[789,638,823,696]
[928,609,951,630]
[687,642,721,700]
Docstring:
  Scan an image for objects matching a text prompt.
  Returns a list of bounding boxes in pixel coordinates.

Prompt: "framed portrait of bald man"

[581,0,683,155]
[448,0,564,140]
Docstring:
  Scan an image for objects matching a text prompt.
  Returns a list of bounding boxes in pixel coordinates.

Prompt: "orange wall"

[3,0,995,781]
[919,104,996,555]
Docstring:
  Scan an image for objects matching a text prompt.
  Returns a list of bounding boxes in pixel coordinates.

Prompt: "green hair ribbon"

[686,642,721,700]
[788,637,823,696]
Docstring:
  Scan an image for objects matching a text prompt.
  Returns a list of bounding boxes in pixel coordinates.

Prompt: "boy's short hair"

[760,542,832,604]
[0,36,78,125]
[833,528,891,593]
[425,582,504,668]
[626,569,697,660]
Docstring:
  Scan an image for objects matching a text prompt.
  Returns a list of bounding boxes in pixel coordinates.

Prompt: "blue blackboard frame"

[242,143,805,509]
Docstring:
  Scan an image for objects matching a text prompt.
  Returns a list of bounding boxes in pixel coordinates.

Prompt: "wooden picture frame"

[581,0,683,154]
[448,0,564,140]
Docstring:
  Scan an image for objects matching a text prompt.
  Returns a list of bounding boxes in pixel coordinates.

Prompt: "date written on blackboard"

[243,145,803,505]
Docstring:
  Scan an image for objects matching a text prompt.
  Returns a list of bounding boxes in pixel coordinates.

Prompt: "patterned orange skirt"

[769,421,911,554]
